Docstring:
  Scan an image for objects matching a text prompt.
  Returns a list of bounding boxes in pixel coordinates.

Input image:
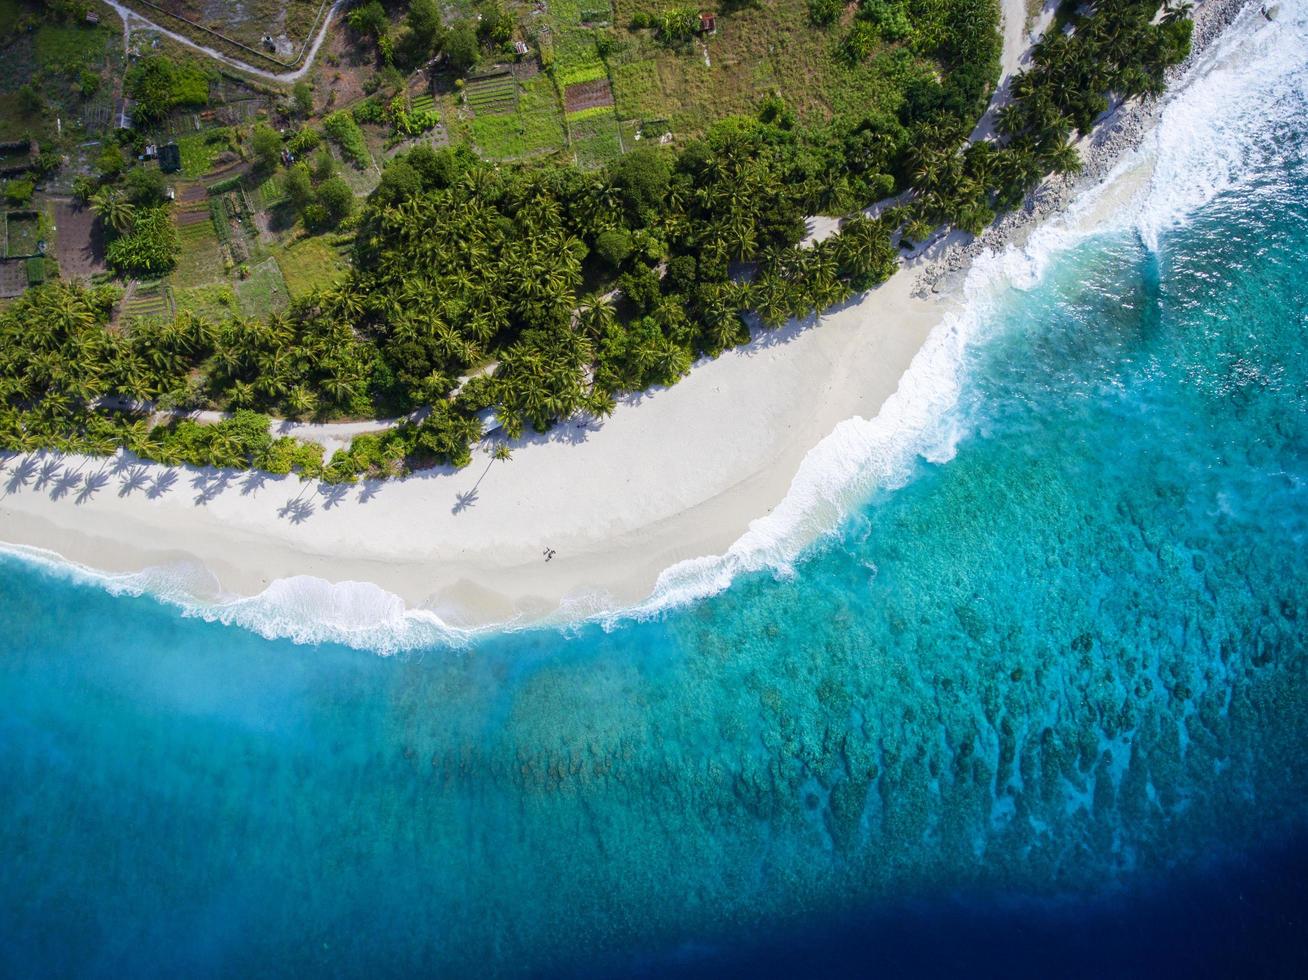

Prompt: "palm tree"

[90,188,135,235]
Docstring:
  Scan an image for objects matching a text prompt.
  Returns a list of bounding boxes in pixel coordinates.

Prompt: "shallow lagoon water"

[3,5,1308,976]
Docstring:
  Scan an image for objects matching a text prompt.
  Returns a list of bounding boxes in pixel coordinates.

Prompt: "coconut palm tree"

[90,188,135,235]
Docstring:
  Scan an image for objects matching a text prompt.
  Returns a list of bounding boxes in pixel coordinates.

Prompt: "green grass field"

[235,256,290,317]
[273,234,349,300]
[569,110,623,169]
[34,22,109,71]
[172,281,238,320]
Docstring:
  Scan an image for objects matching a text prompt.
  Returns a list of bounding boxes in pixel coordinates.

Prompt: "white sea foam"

[4,1,1299,650]
[1133,0,1308,250]
[0,541,484,653]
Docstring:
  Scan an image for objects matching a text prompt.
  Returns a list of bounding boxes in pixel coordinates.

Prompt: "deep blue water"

[3,6,1308,977]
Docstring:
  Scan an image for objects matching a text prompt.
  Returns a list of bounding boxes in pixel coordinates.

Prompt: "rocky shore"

[915,0,1255,297]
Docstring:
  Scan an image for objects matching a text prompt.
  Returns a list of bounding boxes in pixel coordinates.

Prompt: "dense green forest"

[0,0,1192,482]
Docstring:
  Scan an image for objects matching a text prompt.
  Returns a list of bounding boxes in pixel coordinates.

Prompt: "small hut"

[699,12,717,34]
[158,142,181,173]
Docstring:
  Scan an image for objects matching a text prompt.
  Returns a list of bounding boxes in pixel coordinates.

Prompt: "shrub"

[251,123,283,171]
[286,126,321,157]
[79,68,100,98]
[292,81,314,116]
[807,0,841,25]
[316,177,354,223]
[618,263,660,313]
[323,111,369,167]
[4,179,34,206]
[444,21,479,75]
[594,227,632,268]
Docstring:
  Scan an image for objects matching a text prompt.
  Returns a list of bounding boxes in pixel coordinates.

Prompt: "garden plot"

[568,110,624,169]
[464,72,518,116]
[4,211,41,258]
[51,200,106,280]
[564,78,614,114]
[470,75,565,161]
[235,256,290,318]
[0,259,25,298]
[119,282,174,323]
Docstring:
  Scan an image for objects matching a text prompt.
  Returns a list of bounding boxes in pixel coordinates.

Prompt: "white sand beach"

[0,266,945,628]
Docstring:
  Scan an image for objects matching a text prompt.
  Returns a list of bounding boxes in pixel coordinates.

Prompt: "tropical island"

[0,0,1191,485]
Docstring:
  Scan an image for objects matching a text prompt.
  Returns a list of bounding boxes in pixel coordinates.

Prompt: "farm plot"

[568,109,624,169]
[564,78,614,114]
[470,75,565,161]
[120,282,175,323]
[172,282,238,320]
[177,130,232,179]
[273,234,349,300]
[51,200,106,279]
[610,57,665,121]
[173,210,225,287]
[0,259,25,298]
[464,72,517,116]
[235,257,290,318]
[4,211,41,258]
[256,174,287,209]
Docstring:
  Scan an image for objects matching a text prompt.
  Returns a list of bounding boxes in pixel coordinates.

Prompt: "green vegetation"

[4,210,41,257]
[0,0,1194,481]
[105,207,181,277]
[125,55,214,126]
[323,111,370,168]
[34,21,109,71]
[273,234,351,299]
[177,130,233,179]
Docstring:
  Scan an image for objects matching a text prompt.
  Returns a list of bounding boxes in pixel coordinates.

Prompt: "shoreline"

[0,0,1252,633]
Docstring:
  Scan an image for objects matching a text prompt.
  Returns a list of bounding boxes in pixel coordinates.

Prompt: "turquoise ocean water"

[3,5,1308,976]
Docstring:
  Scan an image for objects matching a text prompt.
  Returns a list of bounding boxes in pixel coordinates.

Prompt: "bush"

[594,228,632,268]
[618,263,660,313]
[123,166,167,205]
[292,81,314,117]
[95,142,125,178]
[444,21,479,75]
[79,68,100,98]
[352,98,385,124]
[284,163,314,211]
[655,8,698,46]
[323,111,369,167]
[286,126,321,157]
[316,177,354,223]
[4,179,34,206]
[807,0,841,25]
[346,0,388,38]
[250,123,283,171]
